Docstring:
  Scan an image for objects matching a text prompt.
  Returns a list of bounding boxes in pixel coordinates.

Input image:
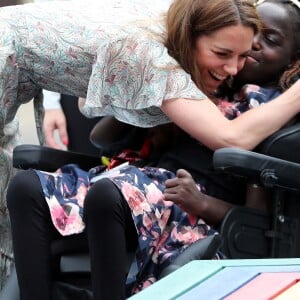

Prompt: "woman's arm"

[161,80,300,151]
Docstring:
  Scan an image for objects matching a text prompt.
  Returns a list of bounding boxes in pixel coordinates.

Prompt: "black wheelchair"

[2,120,300,299]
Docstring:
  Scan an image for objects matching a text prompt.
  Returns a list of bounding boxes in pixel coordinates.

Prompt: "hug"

[0,0,300,299]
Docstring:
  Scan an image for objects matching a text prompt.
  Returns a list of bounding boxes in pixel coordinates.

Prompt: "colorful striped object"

[128,259,300,300]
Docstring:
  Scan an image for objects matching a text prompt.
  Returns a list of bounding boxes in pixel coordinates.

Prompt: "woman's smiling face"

[194,24,254,95]
[235,1,295,87]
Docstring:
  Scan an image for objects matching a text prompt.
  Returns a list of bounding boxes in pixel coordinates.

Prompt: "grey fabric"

[0,267,19,300]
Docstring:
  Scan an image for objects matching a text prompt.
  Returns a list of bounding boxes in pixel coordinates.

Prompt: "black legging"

[84,178,138,300]
[7,170,137,300]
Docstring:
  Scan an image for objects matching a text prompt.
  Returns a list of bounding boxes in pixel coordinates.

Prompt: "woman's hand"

[43,109,69,149]
[164,169,207,215]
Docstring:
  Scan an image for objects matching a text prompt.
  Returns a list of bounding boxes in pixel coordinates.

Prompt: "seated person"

[6,1,300,300]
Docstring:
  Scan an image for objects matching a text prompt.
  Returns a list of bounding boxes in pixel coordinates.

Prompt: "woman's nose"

[223,58,238,76]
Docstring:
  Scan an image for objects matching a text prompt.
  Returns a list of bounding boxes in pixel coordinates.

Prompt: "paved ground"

[16,102,39,145]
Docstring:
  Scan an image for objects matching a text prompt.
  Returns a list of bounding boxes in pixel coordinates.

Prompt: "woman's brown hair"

[165,0,260,90]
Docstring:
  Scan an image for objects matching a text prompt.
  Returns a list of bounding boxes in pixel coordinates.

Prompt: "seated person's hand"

[164,169,206,216]
[43,109,69,150]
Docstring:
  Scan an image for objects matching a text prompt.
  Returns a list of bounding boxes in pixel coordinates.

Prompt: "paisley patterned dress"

[35,85,281,292]
[0,0,205,285]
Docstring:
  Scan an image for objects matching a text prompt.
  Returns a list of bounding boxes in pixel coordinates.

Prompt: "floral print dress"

[35,85,281,291]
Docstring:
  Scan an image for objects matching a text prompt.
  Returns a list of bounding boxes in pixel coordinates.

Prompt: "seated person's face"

[235,2,296,87]
[193,24,253,95]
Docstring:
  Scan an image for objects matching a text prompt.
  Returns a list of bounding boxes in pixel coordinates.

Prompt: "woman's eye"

[214,52,228,57]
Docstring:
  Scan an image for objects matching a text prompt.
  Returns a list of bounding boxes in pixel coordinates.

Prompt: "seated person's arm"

[164,168,271,225]
[164,169,234,226]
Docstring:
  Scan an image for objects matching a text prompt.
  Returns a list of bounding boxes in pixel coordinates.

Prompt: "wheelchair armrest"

[13,144,101,172]
[213,147,300,192]
[256,122,300,163]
